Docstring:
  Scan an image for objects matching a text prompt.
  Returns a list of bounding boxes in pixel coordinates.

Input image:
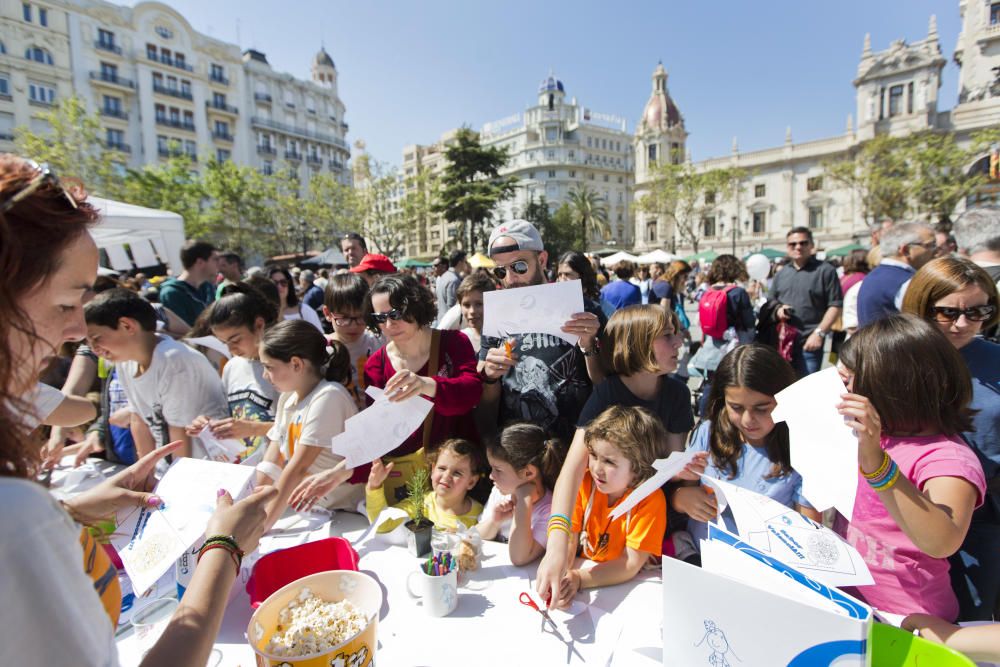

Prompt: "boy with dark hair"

[215,251,243,299]
[159,239,219,326]
[84,288,229,460]
[322,273,384,408]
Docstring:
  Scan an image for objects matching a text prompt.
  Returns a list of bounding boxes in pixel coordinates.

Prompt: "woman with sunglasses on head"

[362,274,483,504]
[902,256,1000,621]
[0,155,276,665]
[269,265,323,332]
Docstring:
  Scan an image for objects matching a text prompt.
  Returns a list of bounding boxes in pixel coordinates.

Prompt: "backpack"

[699,285,735,339]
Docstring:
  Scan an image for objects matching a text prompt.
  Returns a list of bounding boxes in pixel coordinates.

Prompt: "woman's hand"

[185,415,211,437]
[290,467,352,512]
[838,392,883,472]
[901,613,960,644]
[367,458,396,491]
[384,369,434,402]
[63,441,183,525]
[554,569,582,609]
[671,485,718,522]
[492,496,515,522]
[535,543,568,609]
[205,486,278,554]
[673,452,708,482]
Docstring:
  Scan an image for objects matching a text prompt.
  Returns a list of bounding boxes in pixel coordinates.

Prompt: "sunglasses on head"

[932,305,996,322]
[370,309,405,324]
[0,160,79,213]
[492,259,531,280]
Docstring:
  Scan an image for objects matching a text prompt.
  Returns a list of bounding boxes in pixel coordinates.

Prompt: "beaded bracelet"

[860,451,891,480]
[202,534,244,555]
[197,542,241,574]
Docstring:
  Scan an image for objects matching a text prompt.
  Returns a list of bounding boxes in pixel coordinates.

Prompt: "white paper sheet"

[609,450,697,520]
[771,366,858,520]
[185,336,233,359]
[699,475,873,588]
[482,279,585,346]
[197,424,244,463]
[330,386,433,468]
[111,458,255,595]
[129,239,159,268]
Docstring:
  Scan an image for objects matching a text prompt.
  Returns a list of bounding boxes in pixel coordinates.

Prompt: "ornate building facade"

[634,5,1000,256]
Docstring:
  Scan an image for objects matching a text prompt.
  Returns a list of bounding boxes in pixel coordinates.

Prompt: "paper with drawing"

[771,366,858,520]
[330,386,433,468]
[482,279,585,346]
[111,458,255,595]
[610,450,697,520]
[699,475,873,588]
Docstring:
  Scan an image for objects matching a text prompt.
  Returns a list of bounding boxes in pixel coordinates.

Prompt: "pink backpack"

[699,285,735,339]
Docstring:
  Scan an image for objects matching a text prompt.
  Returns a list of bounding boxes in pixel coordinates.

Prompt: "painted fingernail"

[217,488,226,497]
[147,495,162,507]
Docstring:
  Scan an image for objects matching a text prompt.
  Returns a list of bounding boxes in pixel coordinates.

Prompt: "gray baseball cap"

[487,219,544,256]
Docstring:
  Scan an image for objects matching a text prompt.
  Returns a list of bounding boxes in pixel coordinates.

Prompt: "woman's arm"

[902,614,1000,662]
[556,545,649,607]
[535,429,587,605]
[508,490,545,566]
[263,445,323,530]
[44,395,97,427]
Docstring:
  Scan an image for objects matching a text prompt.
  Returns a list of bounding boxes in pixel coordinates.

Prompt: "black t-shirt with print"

[480,299,606,441]
[576,374,694,435]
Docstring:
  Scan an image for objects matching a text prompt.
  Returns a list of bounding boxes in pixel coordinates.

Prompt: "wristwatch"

[579,339,601,357]
[815,329,829,339]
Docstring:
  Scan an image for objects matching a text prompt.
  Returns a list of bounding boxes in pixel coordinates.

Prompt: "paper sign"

[610,450,697,520]
[185,336,232,359]
[197,424,244,463]
[330,386,433,468]
[772,366,858,520]
[111,458,255,595]
[699,475,873,588]
[482,279,585,346]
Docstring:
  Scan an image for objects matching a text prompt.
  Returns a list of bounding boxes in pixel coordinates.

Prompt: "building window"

[183,110,194,127]
[262,160,273,176]
[646,220,657,243]
[210,64,225,82]
[181,80,191,96]
[702,216,716,238]
[879,87,886,120]
[98,29,115,49]
[806,176,823,191]
[102,95,121,114]
[569,170,576,178]
[808,206,823,229]
[888,85,904,117]
[106,128,124,146]
[184,140,196,157]
[28,81,56,105]
[647,144,657,165]
[548,170,556,178]
[156,135,168,153]
[146,44,157,60]
[603,174,609,182]
[0,41,5,55]
[100,62,118,80]
[154,104,166,122]
[752,211,766,233]
[568,150,575,159]
[754,183,766,198]
[39,7,47,26]
[0,75,9,97]
[25,46,53,65]
[907,81,914,114]
[216,148,230,162]
[991,2,1000,24]
[214,120,229,135]
[587,137,592,147]
[22,3,31,21]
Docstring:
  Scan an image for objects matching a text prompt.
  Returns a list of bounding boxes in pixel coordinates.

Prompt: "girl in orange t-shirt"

[554,405,667,608]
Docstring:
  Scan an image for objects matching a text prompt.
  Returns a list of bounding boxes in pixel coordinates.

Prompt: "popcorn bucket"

[248,571,380,667]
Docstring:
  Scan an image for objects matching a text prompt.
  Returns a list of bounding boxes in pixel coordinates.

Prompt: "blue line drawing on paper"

[695,620,741,667]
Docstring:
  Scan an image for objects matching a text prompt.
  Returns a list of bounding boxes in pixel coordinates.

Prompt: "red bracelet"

[197,542,241,574]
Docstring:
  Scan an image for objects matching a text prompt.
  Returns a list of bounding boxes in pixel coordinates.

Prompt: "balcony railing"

[152,84,193,101]
[284,150,302,161]
[156,117,196,132]
[251,116,348,149]
[209,72,229,85]
[28,98,54,108]
[306,155,322,166]
[158,146,197,161]
[0,132,14,141]
[205,100,238,115]
[254,92,272,103]
[147,53,193,72]
[212,131,234,142]
[341,122,349,132]
[90,71,134,89]
[105,141,131,153]
[257,145,277,156]
[95,41,122,55]
[328,159,344,170]
[100,107,129,120]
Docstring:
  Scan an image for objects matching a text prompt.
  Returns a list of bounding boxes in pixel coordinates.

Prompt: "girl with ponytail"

[479,423,567,565]
[255,319,364,530]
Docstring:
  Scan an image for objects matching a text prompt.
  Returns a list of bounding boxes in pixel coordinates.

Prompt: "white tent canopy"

[635,249,676,264]
[88,196,185,273]
[600,251,640,267]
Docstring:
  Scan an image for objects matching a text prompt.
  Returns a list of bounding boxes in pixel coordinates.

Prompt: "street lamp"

[719,217,749,255]
[296,218,313,258]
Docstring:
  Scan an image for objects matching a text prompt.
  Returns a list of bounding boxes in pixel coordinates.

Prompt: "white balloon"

[745,254,771,282]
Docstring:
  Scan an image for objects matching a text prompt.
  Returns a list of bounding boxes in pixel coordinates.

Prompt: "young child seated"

[366,438,484,531]
[322,273,384,410]
[555,405,667,608]
[478,423,565,565]
[671,344,821,558]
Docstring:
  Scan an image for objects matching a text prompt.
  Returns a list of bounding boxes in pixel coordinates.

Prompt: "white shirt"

[267,381,356,477]
[119,335,229,457]
[481,486,553,547]
[0,478,120,666]
[25,382,65,430]
[843,280,863,332]
[283,304,324,332]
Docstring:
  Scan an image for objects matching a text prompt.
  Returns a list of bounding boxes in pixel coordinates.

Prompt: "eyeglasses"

[492,259,531,280]
[908,239,937,251]
[0,160,78,214]
[332,315,365,327]
[931,305,996,322]
[370,309,405,324]
[787,240,810,248]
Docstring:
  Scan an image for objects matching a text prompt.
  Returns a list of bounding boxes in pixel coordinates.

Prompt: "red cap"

[349,253,396,274]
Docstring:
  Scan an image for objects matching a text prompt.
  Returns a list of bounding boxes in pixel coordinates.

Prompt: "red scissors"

[519,591,558,632]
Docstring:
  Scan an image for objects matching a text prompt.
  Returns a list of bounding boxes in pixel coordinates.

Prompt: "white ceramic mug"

[406,567,458,617]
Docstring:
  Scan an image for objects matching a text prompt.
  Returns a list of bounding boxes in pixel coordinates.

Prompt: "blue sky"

[145,0,960,166]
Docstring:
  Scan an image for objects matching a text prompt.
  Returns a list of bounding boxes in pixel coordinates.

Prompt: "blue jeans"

[792,333,824,377]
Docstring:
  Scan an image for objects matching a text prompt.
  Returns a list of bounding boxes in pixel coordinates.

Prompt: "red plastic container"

[246,537,360,609]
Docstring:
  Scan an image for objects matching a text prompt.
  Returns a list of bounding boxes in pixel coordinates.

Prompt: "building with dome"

[633,4,1000,256]
[0,0,349,187]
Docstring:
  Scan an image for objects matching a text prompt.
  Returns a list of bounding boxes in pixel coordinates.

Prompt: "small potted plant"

[404,467,433,557]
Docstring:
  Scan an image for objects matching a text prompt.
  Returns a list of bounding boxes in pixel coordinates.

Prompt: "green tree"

[354,155,406,259]
[120,148,205,236]
[200,158,283,256]
[302,171,361,250]
[433,127,517,251]
[825,134,910,226]
[14,96,126,197]
[566,184,610,251]
[522,196,580,261]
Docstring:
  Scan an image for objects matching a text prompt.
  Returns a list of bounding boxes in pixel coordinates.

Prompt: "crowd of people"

[3,151,1000,664]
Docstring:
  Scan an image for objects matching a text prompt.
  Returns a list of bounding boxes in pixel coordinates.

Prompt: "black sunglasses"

[0,160,79,213]
[492,259,531,280]
[931,305,996,322]
[370,309,405,324]
[787,240,810,248]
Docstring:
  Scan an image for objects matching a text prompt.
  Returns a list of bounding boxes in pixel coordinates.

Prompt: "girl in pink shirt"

[835,314,986,620]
